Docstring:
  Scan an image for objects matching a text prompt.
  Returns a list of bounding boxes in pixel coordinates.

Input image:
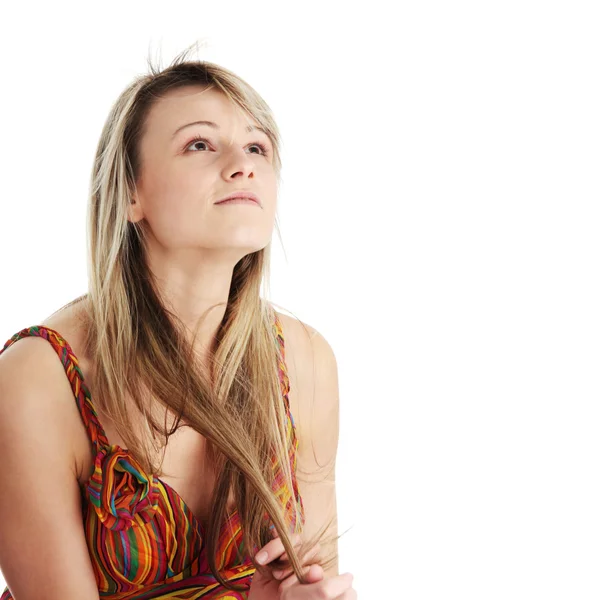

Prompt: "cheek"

[146,198,210,246]
[141,181,209,244]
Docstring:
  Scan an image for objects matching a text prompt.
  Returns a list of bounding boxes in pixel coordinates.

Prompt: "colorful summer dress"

[0,312,304,599]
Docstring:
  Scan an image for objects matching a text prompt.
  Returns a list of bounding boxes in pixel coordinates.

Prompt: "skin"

[128,85,278,361]
[249,533,356,598]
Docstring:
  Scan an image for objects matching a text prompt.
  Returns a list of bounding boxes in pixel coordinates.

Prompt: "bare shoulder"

[0,321,100,598]
[39,296,91,359]
[0,321,82,410]
[0,323,86,480]
[273,310,339,457]
[0,297,93,483]
[274,310,336,366]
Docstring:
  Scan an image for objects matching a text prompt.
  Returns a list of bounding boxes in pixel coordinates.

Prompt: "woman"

[0,47,356,599]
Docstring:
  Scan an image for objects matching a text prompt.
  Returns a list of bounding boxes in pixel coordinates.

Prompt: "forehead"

[145,85,258,134]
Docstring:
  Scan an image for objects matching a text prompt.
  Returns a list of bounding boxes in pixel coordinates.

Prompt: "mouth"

[214,191,261,207]
[215,197,261,207]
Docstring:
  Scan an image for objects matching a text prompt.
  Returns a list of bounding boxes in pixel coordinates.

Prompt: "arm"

[0,337,101,599]
[285,320,341,579]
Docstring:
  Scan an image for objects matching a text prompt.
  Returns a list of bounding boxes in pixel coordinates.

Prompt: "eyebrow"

[171,120,269,139]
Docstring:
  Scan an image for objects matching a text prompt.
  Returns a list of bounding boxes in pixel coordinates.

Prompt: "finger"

[254,532,302,565]
[279,564,323,592]
[278,539,320,569]
[272,542,322,580]
[304,563,324,583]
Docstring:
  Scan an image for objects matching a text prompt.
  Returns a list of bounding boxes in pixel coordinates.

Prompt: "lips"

[215,191,261,206]
[215,198,260,206]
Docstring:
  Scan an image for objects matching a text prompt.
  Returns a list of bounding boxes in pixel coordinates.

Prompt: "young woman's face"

[130,86,277,259]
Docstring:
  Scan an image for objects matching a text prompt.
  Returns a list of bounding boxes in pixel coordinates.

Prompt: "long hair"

[61,44,337,591]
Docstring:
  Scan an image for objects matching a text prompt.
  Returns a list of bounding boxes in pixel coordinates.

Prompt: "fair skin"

[128,85,278,361]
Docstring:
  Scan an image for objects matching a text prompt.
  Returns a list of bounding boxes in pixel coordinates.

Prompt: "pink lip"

[215,191,261,207]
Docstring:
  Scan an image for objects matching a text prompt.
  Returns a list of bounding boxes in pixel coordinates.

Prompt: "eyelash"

[184,135,270,157]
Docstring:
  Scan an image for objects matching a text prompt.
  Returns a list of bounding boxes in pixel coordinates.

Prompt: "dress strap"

[0,325,111,450]
[270,311,305,532]
[272,311,291,401]
[0,316,293,452]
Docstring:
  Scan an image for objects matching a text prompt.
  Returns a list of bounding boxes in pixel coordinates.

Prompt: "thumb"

[303,564,324,583]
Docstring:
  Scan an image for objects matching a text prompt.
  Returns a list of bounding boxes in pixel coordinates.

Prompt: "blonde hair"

[62,43,337,591]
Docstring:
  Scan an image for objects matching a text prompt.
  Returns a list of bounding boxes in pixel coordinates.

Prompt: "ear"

[127,192,145,224]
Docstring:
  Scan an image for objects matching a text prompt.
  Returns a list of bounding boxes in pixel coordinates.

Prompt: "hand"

[248,533,356,599]
[249,533,319,599]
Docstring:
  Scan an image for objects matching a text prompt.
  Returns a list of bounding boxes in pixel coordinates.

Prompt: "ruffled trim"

[85,443,160,531]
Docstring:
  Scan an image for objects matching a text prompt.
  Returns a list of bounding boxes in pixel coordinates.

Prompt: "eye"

[184,135,271,157]
[185,136,211,152]
[247,142,270,156]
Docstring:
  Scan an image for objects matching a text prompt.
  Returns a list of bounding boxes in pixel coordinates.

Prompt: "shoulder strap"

[0,318,295,455]
[273,311,291,400]
[0,325,110,451]
[271,312,305,531]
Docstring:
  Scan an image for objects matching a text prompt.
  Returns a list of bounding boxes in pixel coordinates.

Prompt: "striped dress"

[0,313,304,599]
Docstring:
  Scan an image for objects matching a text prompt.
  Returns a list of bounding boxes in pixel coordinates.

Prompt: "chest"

[74,361,236,529]
[70,318,300,533]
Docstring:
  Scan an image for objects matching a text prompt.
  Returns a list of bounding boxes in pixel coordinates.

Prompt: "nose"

[223,147,256,180]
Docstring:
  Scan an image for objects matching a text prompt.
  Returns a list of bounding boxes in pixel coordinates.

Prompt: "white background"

[1,1,599,598]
